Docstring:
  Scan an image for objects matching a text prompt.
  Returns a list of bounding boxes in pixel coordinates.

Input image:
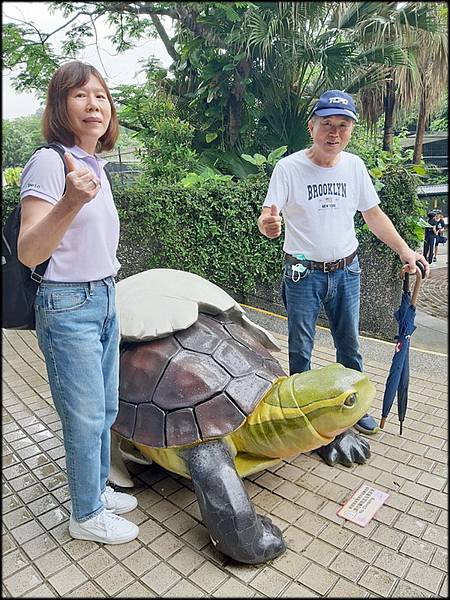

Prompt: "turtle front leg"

[186,440,285,564]
[315,429,370,467]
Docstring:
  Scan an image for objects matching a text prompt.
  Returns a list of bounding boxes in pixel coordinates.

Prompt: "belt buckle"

[323,261,338,273]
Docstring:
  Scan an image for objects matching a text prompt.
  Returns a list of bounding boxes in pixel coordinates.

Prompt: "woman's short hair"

[42,61,119,153]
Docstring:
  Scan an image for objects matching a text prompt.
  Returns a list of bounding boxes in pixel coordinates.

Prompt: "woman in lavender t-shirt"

[18,61,139,545]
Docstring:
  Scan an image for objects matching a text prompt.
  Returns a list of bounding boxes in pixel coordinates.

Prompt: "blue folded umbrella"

[380,265,425,434]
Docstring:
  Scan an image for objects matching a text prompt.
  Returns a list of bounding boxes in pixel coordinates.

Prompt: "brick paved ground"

[416,266,448,320]
[2,329,448,598]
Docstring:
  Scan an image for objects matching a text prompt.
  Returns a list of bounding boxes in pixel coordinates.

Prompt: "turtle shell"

[113,313,285,448]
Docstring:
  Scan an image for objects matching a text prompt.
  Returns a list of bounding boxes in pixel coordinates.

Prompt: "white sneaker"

[101,485,138,514]
[69,509,139,544]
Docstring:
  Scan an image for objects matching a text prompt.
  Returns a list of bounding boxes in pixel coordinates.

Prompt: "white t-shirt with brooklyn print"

[263,149,380,262]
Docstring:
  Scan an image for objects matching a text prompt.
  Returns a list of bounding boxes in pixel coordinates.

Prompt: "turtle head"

[286,364,375,442]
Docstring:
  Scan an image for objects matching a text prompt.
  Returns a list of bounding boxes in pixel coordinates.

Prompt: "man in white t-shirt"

[257,90,429,435]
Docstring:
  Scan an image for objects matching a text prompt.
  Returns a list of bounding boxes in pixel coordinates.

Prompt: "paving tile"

[431,546,448,572]
[48,563,88,595]
[408,499,441,523]
[370,523,405,550]
[345,535,382,563]
[280,581,319,597]
[35,547,71,577]
[3,565,44,597]
[21,531,57,559]
[9,518,45,545]
[3,548,30,577]
[282,525,313,553]
[115,580,155,597]
[425,489,447,509]
[374,546,411,577]
[302,538,339,567]
[37,506,69,530]
[189,561,229,593]
[142,562,181,595]
[62,538,99,560]
[422,523,448,547]
[394,512,428,537]
[400,536,435,564]
[328,578,369,597]
[417,471,447,491]
[212,577,255,597]
[181,523,210,550]
[168,546,205,576]
[294,489,326,512]
[393,579,433,597]
[297,562,338,596]
[122,546,160,576]
[66,581,106,597]
[3,505,33,529]
[271,549,309,579]
[95,564,135,595]
[23,583,57,597]
[405,559,445,594]
[149,530,185,559]
[135,518,165,545]
[104,539,141,560]
[318,522,354,548]
[78,547,117,577]
[164,579,205,597]
[329,550,367,581]
[359,565,397,596]
[165,510,198,535]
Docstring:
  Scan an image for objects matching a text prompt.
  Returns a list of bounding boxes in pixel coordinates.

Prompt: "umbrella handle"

[402,261,425,306]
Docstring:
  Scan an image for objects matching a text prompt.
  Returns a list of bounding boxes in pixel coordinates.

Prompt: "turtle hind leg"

[186,440,285,564]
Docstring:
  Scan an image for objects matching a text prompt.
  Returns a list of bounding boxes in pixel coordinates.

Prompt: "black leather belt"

[284,250,357,273]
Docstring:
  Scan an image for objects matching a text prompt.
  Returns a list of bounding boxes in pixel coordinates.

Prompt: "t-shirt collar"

[63,144,107,167]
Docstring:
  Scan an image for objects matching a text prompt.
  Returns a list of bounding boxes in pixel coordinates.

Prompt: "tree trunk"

[228,58,250,148]
[413,83,427,164]
[382,75,396,152]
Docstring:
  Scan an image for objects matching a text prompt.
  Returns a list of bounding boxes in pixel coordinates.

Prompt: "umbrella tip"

[399,422,403,435]
[380,417,386,429]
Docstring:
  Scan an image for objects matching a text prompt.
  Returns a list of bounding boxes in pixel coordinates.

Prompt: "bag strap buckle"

[30,270,44,283]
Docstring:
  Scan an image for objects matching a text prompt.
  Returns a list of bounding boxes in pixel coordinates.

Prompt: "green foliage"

[2,115,46,168]
[2,184,19,225]
[354,167,426,268]
[114,83,199,184]
[113,160,425,294]
[115,174,284,295]
[3,167,22,186]
[179,167,233,188]
[241,145,287,175]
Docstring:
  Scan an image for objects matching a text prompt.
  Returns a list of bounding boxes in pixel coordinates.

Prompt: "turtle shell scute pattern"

[114,313,286,448]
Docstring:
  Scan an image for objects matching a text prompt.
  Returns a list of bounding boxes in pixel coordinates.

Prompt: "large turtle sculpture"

[111,269,374,564]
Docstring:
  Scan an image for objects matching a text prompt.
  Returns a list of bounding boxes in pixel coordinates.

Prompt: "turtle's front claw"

[315,430,371,467]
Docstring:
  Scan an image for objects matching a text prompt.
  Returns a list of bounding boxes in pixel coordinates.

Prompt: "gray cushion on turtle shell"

[116,269,280,350]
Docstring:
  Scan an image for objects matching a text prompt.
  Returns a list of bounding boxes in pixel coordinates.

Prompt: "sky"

[2,2,173,119]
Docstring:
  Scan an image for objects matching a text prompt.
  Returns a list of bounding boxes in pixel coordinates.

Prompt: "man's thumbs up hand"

[259,204,282,239]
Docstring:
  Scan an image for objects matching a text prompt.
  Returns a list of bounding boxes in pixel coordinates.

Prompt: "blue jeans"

[281,256,363,375]
[35,277,119,522]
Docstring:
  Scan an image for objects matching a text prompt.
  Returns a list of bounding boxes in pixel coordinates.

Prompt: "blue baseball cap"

[311,90,358,121]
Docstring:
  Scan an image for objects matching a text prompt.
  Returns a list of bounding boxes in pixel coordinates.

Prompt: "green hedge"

[2,166,424,295]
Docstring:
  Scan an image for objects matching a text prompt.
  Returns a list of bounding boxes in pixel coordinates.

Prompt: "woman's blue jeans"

[35,277,119,522]
[281,256,363,375]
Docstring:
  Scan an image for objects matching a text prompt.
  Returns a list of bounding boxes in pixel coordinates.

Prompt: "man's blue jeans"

[281,256,363,374]
[35,277,119,522]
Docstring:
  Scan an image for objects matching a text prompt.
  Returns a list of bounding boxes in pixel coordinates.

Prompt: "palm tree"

[334,2,447,153]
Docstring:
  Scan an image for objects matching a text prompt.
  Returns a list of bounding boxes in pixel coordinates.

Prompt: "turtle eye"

[344,393,357,407]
